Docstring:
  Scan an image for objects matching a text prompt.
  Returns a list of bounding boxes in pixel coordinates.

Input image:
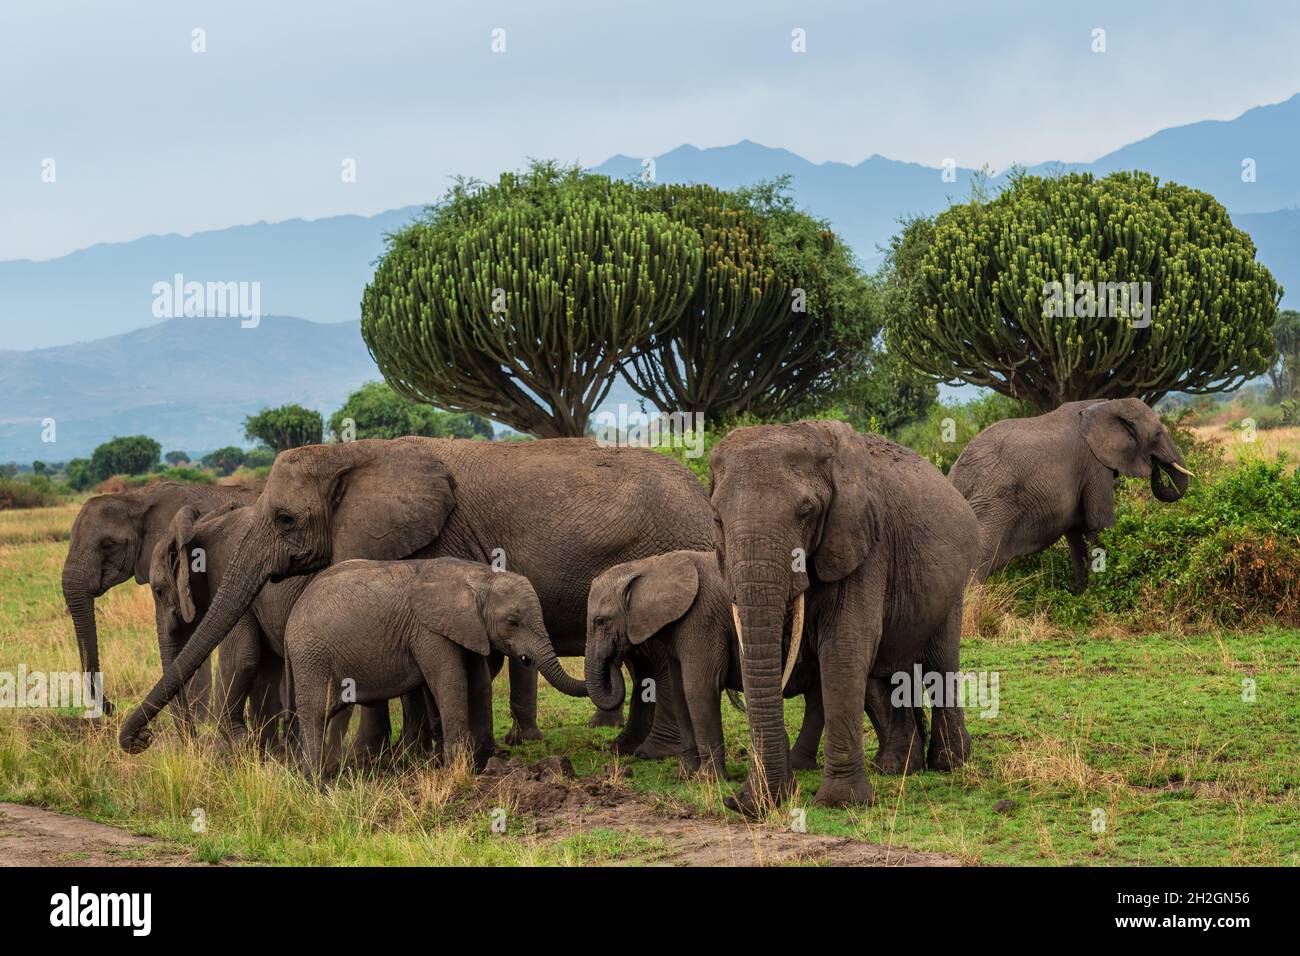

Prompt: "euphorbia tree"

[885,171,1281,410]
[361,163,703,437]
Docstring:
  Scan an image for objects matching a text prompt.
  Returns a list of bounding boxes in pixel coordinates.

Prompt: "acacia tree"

[362,163,703,437]
[886,171,1281,410]
[620,182,842,423]
[1269,309,1300,401]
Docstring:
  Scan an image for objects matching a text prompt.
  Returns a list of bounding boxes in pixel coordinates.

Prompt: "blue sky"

[4,0,1299,261]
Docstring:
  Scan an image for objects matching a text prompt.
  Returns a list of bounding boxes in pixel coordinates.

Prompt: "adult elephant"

[119,437,712,754]
[710,420,980,814]
[949,398,1192,592]
[62,480,261,716]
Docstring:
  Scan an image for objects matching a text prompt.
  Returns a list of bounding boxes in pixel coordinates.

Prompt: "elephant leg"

[395,690,435,757]
[631,644,685,759]
[923,605,972,773]
[466,655,496,770]
[347,704,392,766]
[866,673,926,775]
[678,663,729,781]
[504,658,543,744]
[214,615,262,748]
[185,656,214,725]
[588,701,625,729]
[324,706,351,776]
[812,581,878,809]
[666,659,700,777]
[789,685,823,771]
[1066,529,1090,593]
[413,642,473,768]
[247,653,284,753]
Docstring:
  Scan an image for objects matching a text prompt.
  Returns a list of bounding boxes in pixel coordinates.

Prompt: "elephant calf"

[949,398,1192,591]
[285,558,586,778]
[585,550,824,781]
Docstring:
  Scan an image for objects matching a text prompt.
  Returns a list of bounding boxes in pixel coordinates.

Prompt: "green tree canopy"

[164,450,190,466]
[885,171,1281,410]
[90,435,161,480]
[244,404,323,452]
[65,458,93,491]
[328,381,493,441]
[201,446,246,476]
[1268,309,1300,401]
[620,181,851,423]
[362,161,703,437]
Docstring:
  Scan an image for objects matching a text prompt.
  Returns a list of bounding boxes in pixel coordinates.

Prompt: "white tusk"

[781,592,804,692]
[732,604,744,656]
[1169,461,1195,478]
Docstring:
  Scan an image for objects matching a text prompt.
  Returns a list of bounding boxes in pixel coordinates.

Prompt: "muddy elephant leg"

[504,658,543,744]
[1066,529,1090,593]
[924,604,972,772]
[866,673,927,775]
[214,614,262,748]
[789,685,824,771]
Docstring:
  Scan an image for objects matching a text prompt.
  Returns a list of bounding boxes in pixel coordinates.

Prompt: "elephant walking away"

[949,398,1192,592]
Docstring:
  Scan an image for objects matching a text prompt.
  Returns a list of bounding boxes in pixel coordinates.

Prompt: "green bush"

[891,393,1036,472]
[0,475,65,509]
[995,454,1300,628]
[90,435,161,481]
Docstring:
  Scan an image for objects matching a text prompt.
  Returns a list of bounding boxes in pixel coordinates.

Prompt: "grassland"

[0,500,1296,865]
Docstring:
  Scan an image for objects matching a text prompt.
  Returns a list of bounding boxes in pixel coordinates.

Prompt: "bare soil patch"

[473,758,960,866]
[0,803,211,868]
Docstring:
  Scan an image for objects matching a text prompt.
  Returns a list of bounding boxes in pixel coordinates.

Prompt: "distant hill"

[0,206,424,351]
[0,316,380,461]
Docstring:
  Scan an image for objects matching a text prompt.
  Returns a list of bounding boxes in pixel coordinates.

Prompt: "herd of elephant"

[61,399,1191,814]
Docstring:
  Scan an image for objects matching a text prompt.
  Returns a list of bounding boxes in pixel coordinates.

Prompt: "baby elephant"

[285,558,585,778]
[585,550,821,780]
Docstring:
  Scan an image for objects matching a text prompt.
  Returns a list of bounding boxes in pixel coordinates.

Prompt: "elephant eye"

[797,499,816,519]
[594,616,607,628]
[274,512,296,531]
[506,615,521,627]
[99,538,116,552]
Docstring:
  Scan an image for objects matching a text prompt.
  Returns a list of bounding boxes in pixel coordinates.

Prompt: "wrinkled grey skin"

[586,550,825,781]
[62,481,260,718]
[949,399,1190,592]
[286,558,587,778]
[711,420,981,815]
[121,437,710,755]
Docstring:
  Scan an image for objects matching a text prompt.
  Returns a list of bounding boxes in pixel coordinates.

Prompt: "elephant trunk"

[585,635,626,712]
[62,559,112,716]
[1151,447,1191,503]
[120,522,267,753]
[731,543,793,807]
[528,631,587,698]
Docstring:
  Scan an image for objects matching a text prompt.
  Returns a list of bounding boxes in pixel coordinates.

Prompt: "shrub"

[90,435,161,481]
[0,475,63,510]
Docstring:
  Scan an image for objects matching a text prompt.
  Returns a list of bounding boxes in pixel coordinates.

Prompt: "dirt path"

[0,803,209,867]
[476,759,961,866]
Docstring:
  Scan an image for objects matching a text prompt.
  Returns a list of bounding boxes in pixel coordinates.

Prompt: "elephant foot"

[722,775,794,818]
[504,722,544,745]
[675,755,701,781]
[927,727,972,773]
[789,748,820,771]
[633,735,685,760]
[872,743,926,776]
[813,771,876,808]
[588,707,625,729]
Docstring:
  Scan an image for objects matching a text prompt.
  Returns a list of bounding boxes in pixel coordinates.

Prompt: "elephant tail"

[726,688,746,714]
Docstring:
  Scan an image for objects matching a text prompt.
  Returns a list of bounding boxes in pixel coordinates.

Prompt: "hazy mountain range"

[2,93,1298,460]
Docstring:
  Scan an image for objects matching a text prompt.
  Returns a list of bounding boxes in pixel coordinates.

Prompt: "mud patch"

[472,760,960,866]
[0,803,212,867]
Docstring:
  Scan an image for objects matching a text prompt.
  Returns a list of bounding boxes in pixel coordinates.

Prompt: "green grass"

[1,502,1296,865]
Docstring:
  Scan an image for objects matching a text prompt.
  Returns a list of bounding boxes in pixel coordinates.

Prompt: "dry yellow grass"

[1189,423,1300,467]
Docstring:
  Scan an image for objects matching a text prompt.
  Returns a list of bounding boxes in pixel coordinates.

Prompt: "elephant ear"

[329,438,458,561]
[807,420,879,583]
[410,562,491,656]
[1081,399,1152,478]
[169,506,201,623]
[624,552,700,645]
